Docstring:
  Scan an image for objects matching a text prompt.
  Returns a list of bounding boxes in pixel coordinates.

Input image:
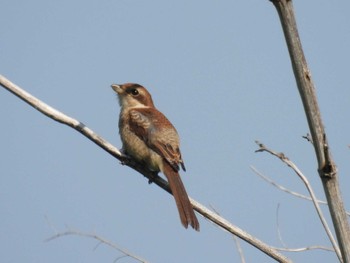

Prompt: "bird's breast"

[119,114,162,172]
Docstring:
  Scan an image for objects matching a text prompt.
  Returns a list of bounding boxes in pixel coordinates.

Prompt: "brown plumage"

[162,161,199,230]
[111,83,199,231]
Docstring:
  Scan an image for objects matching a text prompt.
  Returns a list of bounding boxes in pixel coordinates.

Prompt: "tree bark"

[270,0,350,262]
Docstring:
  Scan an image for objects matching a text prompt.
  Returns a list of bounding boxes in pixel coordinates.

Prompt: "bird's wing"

[128,108,186,171]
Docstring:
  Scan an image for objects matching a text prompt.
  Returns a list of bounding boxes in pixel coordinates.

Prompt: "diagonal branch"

[250,166,350,217]
[256,141,342,261]
[0,74,292,263]
[251,166,326,204]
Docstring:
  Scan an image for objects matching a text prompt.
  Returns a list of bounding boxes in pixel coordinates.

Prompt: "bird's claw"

[148,171,158,184]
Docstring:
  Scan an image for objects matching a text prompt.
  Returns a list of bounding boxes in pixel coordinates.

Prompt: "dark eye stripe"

[126,87,139,95]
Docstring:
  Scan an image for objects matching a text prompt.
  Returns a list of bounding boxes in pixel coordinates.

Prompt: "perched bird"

[111,83,199,231]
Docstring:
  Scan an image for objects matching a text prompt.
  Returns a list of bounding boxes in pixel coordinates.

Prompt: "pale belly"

[120,126,163,172]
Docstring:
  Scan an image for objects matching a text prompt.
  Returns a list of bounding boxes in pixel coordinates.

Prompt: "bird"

[111,83,199,231]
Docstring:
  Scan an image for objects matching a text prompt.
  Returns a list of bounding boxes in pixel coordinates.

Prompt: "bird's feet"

[148,171,159,184]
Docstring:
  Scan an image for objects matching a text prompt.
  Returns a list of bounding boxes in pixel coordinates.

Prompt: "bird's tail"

[162,162,200,231]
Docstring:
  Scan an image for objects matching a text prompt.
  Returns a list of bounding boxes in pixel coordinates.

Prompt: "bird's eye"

[131,89,139,96]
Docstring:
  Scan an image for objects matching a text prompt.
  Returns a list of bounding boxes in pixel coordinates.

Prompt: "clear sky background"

[1,1,349,262]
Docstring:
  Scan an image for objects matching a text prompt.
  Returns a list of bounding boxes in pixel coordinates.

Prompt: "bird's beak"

[111,84,123,94]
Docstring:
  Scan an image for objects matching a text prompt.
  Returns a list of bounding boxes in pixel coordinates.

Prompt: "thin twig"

[276,204,288,248]
[250,166,350,217]
[251,166,325,204]
[233,236,246,263]
[302,133,313,144]
[45,228,148,263]
[273,246,334,253]
[275,198,334,254]
[209,205,246,263]
[0,75,292,263]
[255,141,342,260]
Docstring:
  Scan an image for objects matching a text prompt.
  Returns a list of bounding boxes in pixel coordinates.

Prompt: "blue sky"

[1,1,350,262]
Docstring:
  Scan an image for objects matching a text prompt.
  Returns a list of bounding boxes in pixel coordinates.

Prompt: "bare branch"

[276,204,288,249]
[270,0,350,261]
[273,246,334,253]
[233,236,246,263]
[255,141,342,261]
[251,165,319,203]
[302,133,313,144]
[0,75,292,263]
[273,204,334,253]
[45,228,148,263]
[210,205,246,263]
[192,199,293,262]
[250,166,350,217]
[275,195,334,255]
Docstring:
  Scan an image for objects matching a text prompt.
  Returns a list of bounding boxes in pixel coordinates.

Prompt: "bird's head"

[111,83,155,109]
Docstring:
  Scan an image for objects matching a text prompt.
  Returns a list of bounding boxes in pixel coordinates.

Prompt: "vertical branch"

[270,0,350,262]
